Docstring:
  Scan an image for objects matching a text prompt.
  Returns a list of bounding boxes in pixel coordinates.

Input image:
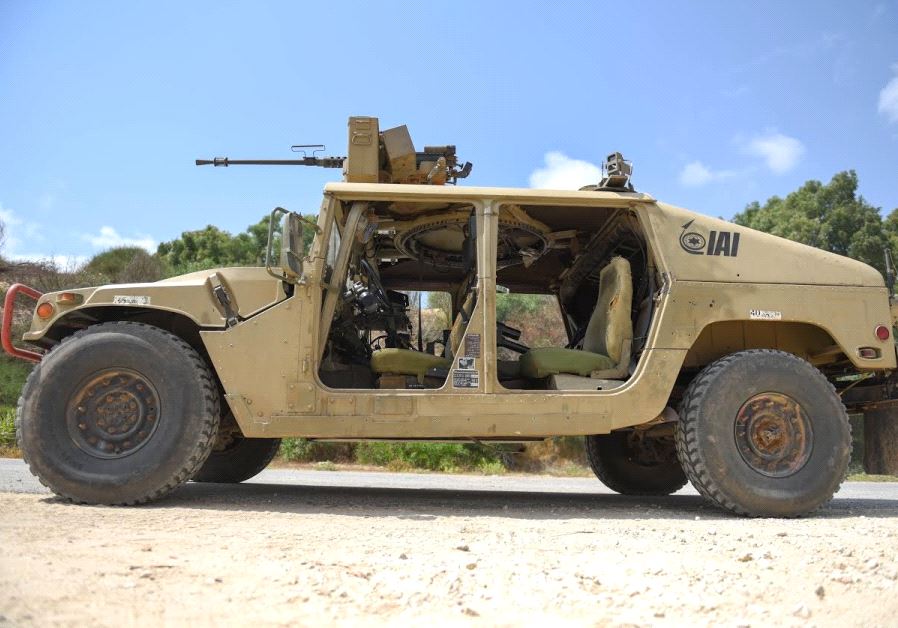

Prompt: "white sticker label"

[452,356,479,387]
[750,309,782,321]
[113,295,151,305]
[452,370,480,388]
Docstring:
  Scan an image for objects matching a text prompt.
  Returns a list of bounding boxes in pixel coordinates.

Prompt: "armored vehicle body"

[5,117,897,516]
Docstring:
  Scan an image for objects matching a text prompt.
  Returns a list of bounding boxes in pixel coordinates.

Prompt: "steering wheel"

[359,259,393,312]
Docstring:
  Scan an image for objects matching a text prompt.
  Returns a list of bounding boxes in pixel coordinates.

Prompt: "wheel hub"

[626,431,678,467]
[734,392,812,478]
[66,369,160,459]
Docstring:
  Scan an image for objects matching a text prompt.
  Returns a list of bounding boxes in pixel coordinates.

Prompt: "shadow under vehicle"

[5,116,898,516]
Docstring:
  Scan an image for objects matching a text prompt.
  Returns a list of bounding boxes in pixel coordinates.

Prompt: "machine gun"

[196,117,472,186]
[196,144,345,169]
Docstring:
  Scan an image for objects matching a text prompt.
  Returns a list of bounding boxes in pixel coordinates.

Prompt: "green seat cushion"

[370,348,451,378]
[519,347,616,379]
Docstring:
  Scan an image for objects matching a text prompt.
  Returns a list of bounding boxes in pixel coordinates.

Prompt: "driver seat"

[370,292,475,382]
[519,257,633,380]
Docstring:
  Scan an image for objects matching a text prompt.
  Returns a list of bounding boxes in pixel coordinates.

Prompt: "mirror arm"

[265,207,290,281]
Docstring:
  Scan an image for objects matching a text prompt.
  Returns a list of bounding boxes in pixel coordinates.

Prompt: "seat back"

[581,256,633,364]
[445,291,476,359]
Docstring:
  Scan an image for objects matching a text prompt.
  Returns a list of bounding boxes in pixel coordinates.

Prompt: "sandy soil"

[2,475,898,627]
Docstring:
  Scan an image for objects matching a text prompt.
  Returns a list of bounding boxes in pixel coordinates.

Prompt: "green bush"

[0,405,16,448]
[277,438,508,473]
[278,438,356,463]
[0,356,31,408]
[355,442,501,473]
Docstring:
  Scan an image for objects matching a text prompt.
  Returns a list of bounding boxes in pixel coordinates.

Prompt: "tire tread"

[16,321,219,505]
[674,349,850,517]
[585,433,688,496]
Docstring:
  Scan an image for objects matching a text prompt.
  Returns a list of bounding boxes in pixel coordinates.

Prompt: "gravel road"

[2,458,898,626]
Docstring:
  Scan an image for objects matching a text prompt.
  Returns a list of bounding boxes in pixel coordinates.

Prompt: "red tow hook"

[1,283,44,362]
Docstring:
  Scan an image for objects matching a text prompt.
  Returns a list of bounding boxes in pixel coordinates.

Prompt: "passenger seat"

[519,257,633,380]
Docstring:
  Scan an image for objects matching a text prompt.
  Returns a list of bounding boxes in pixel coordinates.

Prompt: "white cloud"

[743,131,805,174]
[82,226,156,252]
[679,161,713,186]
[1,202,85,268]
[1,203,47,251]
[1,204,26,252]
[878,63,898,124]
[678,161,738,187]
[0,205,22,226]
[529,152,602,190]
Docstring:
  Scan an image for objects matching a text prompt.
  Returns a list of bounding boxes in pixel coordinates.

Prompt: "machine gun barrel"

[195,156,345,168]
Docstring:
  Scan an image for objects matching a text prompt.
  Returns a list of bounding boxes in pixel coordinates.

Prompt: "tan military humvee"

[6,117,897,516]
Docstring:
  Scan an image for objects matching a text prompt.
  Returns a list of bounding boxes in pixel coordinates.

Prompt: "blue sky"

[1,1,897,265]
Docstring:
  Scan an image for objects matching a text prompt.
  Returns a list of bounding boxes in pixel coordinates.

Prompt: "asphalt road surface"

[3,457,898,503]
[2,458,898,626]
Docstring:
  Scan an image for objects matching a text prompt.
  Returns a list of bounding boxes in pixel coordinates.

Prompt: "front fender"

[23,267,287,343]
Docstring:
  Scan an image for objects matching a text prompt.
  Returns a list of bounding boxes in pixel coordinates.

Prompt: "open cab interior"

[314,193,658,394]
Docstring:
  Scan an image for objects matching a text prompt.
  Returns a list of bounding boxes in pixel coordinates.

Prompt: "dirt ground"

[2,470,898,627]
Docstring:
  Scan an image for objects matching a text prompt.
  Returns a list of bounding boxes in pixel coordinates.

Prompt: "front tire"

[16,322,220,505]
[676,349,851,517]
[585,431,688,495]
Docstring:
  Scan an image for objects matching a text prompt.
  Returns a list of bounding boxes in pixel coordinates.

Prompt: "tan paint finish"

[663,282,894,368]
[197,184,894,439]
[24,267,286,341]
[21,178,894,440]
[202,279,685,438]
[647,201,885,288]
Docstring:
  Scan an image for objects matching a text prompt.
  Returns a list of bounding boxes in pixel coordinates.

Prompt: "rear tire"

[16,322,220,505]
[585,431,687,495]
[192,436,281,483]
[675,349,850,517]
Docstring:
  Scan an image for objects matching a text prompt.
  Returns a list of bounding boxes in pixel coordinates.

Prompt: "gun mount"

[197,116,473,186]
[579,152,635,192]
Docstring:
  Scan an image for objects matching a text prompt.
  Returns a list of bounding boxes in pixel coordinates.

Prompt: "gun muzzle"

[195,158,230,167]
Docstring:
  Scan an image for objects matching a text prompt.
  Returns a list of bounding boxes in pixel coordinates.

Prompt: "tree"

[156,225,247,273]
[83,247,163,284]
[881,207,898,259]
[734,171,890,273]
[156,213,317,276]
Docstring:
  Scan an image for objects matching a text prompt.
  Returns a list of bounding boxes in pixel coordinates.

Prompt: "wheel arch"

[683,320,844,370]
[35,306,211,358]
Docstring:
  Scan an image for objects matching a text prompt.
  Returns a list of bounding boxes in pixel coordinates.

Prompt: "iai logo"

[679,219,741,257]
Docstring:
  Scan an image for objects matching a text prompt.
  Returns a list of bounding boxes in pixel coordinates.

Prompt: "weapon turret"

[196,116,472,186]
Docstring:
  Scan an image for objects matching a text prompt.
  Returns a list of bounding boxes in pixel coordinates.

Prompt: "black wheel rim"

[624,432,678,468]
[734,392,813,478]
[66,368,161,459]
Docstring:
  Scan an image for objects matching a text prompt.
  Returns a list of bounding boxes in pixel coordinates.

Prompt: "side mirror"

[266,206,310,283]
[280,212,304,279]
